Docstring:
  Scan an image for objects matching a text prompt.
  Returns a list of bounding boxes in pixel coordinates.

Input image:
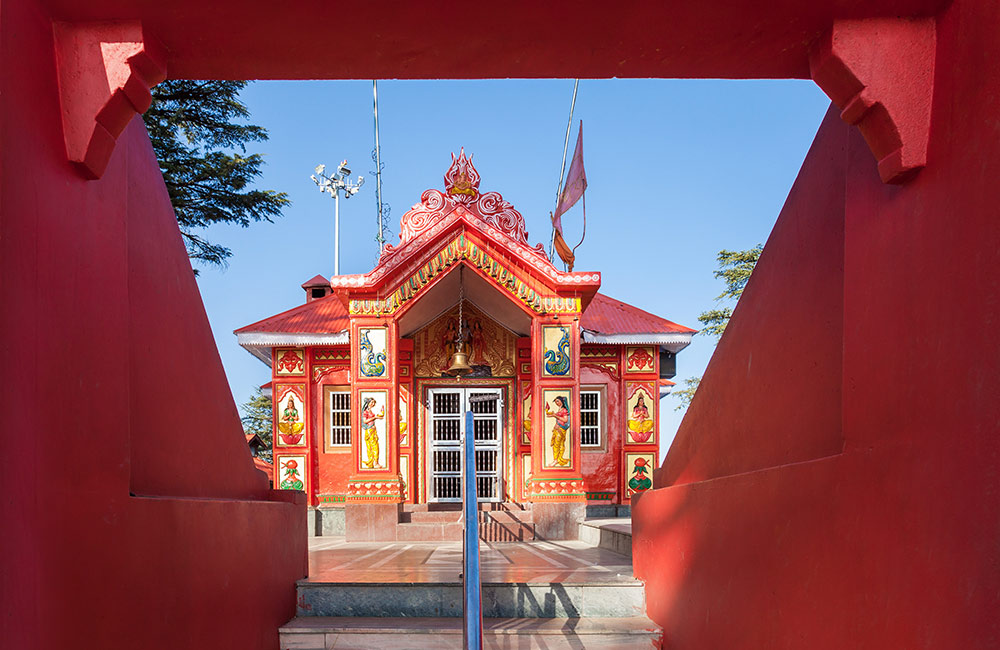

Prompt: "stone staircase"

[396,503,535,542]
[282,533,659,648]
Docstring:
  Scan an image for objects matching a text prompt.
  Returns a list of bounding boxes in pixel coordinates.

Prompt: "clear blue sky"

[194,79,831,458]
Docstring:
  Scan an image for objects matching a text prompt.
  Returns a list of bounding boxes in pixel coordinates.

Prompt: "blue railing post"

[462,409,482,649]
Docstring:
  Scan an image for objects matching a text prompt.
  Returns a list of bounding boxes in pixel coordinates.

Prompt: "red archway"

[4,0,997,648]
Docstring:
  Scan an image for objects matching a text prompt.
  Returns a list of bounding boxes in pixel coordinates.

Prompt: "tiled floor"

[306,536,636,585]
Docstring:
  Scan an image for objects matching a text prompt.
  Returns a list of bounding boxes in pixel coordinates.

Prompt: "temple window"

[580,388,604,448]
[325,387,351,448]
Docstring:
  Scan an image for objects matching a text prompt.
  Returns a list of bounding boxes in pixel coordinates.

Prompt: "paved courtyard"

[306,536,636,585]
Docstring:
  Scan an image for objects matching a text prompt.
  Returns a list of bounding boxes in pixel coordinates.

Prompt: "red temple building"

[236,151,694,540]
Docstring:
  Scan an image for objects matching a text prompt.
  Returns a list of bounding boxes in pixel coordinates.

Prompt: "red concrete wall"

[635,1,1000,646]
[0,1,307,648]
[658,104,846,487]
[312,365,353,502]
[579,366,622,499]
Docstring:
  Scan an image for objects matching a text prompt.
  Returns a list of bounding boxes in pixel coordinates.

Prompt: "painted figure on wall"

[470,319,486,364]
[543,326,571,376]
[277,395,304,445]
[441,318,458,362]
[361,396,386,469]
[545,396,571,467]
[359,328,387,377]
[628,457,652,494]
[522,390,532,445]
[279,458,304,490]
[399,392,409,446]
[628,393,654,443]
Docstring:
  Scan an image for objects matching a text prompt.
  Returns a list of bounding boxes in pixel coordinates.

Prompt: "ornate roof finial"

[444,147,480,203]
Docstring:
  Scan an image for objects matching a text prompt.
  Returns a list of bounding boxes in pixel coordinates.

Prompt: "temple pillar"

[345,319,404,541]
[528,316,587,539]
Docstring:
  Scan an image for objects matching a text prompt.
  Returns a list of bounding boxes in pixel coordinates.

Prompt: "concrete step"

[395,521,463,541]
[578,518,632,558]
[280,616,662,649]
[400,510,463,524]
[481,510,535,541]
[296,579,645,618]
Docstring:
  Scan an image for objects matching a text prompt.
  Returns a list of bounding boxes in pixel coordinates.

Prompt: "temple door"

[427,387,504,503]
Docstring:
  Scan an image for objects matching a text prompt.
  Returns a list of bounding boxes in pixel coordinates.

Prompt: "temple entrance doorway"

[427,387,504,503]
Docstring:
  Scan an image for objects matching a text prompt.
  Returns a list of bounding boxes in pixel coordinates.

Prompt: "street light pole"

[311,160,365,276]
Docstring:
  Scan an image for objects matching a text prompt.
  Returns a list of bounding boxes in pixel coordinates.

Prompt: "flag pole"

[549,79,579,263]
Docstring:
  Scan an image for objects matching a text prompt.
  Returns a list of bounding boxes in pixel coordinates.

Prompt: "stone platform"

[300,537,641,618]
[578,518,633,558]
[283,535,657,648]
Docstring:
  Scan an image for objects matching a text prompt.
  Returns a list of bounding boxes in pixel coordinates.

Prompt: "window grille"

[329,390,351,446]
[580,390,602,447]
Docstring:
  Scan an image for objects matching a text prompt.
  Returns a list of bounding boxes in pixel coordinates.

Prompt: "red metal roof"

[236,290,697,334]
[253,457,273,475]
[237,291,692,337]
[581,293,696,335]
[235,293,349,334]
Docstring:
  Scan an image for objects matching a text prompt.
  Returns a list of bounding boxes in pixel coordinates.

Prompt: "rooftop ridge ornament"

[396,150,532,249]
[444,148,480,203]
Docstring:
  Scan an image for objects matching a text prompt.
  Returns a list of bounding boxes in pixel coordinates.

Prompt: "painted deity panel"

[542,326,572,377]
[358,390,388,471]
[358,327,388,378]
[625,382,656,445]
[521,381,532,445]
[277,455,307,491]
[412,302,516,377]
[521,454,532,501]
[625,452,655,498]
[399,387,410,447]
[625,346,656,374]
[400,454,410,501]
[541,388,573,469]
[275,349,305,376]
[275,384,306,447]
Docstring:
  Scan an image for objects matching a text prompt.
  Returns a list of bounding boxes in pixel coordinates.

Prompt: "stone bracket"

[810,17,936,184]
[53,21,166,180]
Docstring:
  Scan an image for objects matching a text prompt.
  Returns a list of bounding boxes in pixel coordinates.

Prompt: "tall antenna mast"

[372,80,391,260]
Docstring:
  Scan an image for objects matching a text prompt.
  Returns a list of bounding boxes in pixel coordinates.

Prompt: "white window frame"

[325,386,352,451]
[580,386,605,449]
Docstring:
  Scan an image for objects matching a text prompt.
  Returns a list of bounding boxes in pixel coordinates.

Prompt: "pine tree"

[674,245,762,411]
[143,80,290,270]
[240,387,273,462]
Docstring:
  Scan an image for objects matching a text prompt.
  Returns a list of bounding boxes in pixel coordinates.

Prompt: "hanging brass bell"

[447,342,473,376]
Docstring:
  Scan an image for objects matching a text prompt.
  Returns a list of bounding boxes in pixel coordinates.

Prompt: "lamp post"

[311,160,365,276]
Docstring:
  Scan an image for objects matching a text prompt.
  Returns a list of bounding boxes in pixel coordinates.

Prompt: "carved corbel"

[53,22,166,179]
[810,18,936,184]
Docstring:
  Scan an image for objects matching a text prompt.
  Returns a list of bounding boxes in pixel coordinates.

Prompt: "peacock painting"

[543,326,571,376]
[359,328,387,377]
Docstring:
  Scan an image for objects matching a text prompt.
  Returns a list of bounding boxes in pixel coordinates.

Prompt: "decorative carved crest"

[444,148,480,203]
[397,151,530,247]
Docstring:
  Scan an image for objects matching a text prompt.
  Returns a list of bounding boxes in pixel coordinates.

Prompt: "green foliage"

[672,376,701,412]
[143,80,290,270]
[697,245,763,339]
[240,386,273,462]
[673,244,762,411]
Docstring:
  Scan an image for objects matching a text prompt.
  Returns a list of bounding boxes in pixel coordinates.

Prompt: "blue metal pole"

[462,409,482,649]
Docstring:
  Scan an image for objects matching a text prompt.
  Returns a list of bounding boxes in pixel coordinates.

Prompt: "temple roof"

[580,294,696,350]
[235,152,695,364]
[236,285,695,365]
[235,294,350,363]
